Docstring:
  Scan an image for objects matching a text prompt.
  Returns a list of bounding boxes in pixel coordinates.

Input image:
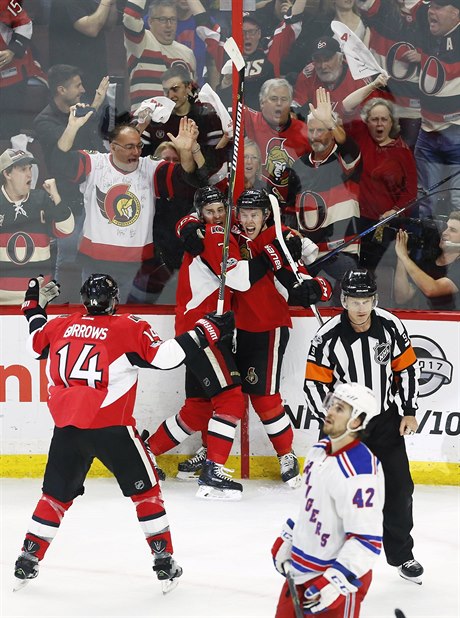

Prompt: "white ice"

[1,478,459,618]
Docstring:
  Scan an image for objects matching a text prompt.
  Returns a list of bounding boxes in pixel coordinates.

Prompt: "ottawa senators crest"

[96,184,141,227]
[264,137,294,186]
[245,367,258,384]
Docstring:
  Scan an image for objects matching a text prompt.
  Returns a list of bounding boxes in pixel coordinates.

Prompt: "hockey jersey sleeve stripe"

[345,533,382,555]
[391,345,417,373]
[305,362,333,383]
[291,547,335,573]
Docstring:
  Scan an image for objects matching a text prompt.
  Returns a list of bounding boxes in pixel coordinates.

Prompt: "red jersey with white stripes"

[57,150,195,263]
[232,226,293,332]
[28,312,184,429]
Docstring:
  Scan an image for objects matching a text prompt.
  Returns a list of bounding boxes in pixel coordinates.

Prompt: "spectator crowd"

[0,0,459,311]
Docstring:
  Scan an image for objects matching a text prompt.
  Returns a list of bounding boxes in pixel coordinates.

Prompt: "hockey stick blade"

[283,562,303,618]
[223,37,245,71]
[268,194,324,326]
[394,610,407,618]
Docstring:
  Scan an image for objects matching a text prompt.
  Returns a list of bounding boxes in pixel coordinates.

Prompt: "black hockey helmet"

[80,274,119,315]
[341,268,378,308]
[236,188,271,217]
[193,186,227,218]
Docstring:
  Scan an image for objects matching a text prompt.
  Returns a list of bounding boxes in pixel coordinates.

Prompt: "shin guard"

[251,393,294,456]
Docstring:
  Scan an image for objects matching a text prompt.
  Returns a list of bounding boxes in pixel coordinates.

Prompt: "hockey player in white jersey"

[271,382,384,617]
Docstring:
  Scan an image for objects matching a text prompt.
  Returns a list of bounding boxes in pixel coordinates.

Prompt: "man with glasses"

[123,0,197,111]
[51,105,206,302]
[218,14,275,111]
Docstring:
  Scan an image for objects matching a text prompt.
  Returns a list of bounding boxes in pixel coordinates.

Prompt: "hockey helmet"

[340,268,378,308]
[324,382,379,431]
[80,273,119,315]
[193,186,227,218]
[236,188,271,218]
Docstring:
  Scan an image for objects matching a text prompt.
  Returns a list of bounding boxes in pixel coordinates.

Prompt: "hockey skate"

[397,559,424,585]
[176,446,207,480]
[13,553,39,591]
[196,460,243,501]
[153,553,183,594]
[278,452,302,489]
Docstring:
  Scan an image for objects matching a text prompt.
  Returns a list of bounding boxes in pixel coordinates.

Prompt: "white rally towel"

[331,21,388,80]
[133,96,175,123]
[198,83,234,139]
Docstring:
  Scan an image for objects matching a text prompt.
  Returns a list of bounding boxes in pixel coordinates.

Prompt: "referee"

[304,268,424,584]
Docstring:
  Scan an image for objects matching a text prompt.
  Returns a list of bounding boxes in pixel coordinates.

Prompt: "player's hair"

[259,78,293,106]
[48,64,83,97]
[361,97,400,139]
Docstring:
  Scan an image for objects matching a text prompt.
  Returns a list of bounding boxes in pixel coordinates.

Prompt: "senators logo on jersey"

[96,184,141,227]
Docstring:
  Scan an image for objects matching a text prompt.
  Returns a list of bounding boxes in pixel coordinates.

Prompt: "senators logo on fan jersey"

[96,184,141,227]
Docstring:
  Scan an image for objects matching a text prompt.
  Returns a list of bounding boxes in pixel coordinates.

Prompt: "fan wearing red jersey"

[13,273,234,592]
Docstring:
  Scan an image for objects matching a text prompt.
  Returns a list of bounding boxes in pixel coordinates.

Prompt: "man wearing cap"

[0,149,74,304]
[292,36,385,120]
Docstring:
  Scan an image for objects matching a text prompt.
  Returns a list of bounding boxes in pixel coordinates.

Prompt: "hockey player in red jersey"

[232,189,332,488]
[157,187,332,489]
[147,186,302,499]
[13,273,235,591]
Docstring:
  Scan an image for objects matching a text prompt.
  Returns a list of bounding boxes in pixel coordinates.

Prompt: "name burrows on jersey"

[26,312,190,429]
[289,439,384,585]
[304,307,419,419]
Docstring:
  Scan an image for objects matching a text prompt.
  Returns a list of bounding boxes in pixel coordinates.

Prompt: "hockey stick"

[394,611,407,618]
[269,194,324,327]
[312,169,460,268]
[216,37,245,316]
[283,562,303,618]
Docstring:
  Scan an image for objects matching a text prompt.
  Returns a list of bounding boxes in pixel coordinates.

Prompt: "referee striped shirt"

[304,307,419,419]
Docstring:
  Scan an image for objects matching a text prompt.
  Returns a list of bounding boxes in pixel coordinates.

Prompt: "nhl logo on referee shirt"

[374,342,390,365]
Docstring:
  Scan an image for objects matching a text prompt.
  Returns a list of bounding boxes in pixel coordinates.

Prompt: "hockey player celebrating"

[148,185,304,499]
[166,188,332,489]
[271,382,384,617]
[13,273,234,591]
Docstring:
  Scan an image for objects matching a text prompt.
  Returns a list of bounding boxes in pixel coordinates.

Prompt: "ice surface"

[1,479,458,618]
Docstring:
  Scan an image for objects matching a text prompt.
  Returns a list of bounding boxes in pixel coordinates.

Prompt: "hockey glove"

[303,567,361,614]
[282,229,302,262]
[21,276,61,313]
[194,310,235,348]
[263,232,302,271]
[176,215,206,256]
[300,237,319,266]
[271,518,295,576]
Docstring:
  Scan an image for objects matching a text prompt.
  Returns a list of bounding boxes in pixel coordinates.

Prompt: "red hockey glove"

[21,276,60,313]
[176,215,206,256]
[194,310,235,347]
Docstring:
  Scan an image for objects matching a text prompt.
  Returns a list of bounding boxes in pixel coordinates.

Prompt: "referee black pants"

[363,404,415,567]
